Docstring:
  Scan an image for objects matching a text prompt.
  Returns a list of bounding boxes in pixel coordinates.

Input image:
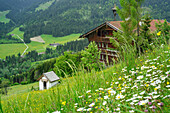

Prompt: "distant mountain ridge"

[0,0,169,41]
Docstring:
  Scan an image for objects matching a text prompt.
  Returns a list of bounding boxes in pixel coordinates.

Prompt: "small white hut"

[38,71,60,90]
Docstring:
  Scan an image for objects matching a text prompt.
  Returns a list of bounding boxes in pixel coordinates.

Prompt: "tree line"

[1,0,169,43]
[0,39,89,85]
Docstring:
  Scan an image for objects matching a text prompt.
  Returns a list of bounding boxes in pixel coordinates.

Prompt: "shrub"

[13,82,19,85]
[20,81,28,85]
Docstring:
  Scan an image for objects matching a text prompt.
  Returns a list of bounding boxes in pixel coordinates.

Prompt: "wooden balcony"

[99,48,119,53]
[95,36,116,43]
[100,52,118,57]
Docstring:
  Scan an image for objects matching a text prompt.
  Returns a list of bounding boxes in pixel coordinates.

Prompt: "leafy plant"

[81,41,102,71]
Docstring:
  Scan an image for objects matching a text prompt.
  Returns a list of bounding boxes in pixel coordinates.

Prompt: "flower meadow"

[1,46,170,113]
[74,51,170,112]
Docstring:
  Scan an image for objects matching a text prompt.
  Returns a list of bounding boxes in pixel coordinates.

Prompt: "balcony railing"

[96,36,116,43]
[100,52,118,57]
[99,48,119,53]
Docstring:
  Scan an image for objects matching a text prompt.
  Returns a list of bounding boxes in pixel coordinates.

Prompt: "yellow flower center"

[142,102,145,105]
[154,88,157,91]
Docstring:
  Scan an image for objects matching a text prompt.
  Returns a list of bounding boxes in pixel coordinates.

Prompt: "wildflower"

[116,93,125,100]
[153,95,160,99]
[62,101,66,105]
[166,85,170,88]
[149,105,157,109]
[104,96,108,99]
[78,96,83,98]
[108,90,116,95]
[86,90,91,93]
[137,96,143,99]
[139,100,148,105]
[146,74,151,77]
[99,88,103,90]
[115,107,120,111]
[102,101,107,105]
[129,110,134,113]
[130,102,134,105]
[148,102,152,105]
[144,96,152,99]
[137,75,143,79]
[167,81,169,85]
[95,106,98,109]
[89,102,95,107]
[115,82,119,84]
[77,108,84,111]
[158,102,164,106]
[157,31,161,36]
[118,77,121,80]
[87,108,92,111]
[146,84,149,87]
[154,88,158,91]
[140,91,145,95]
[144,109,148,112]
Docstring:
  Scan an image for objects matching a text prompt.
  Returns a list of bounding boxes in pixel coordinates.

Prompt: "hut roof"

[43,71,60,82]
[37,71,60,82]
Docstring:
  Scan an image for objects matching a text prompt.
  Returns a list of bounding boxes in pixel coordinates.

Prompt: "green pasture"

[0,27,80,58]
[8,27,24,39]
[2,82,38,99]
[0,44,26,58]
[0,10,10,23]
[35,0,55,12]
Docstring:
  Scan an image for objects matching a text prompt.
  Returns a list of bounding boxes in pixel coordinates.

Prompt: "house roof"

[80,19,167,38]
[38,71,60,82]
[79,21,122,38]
[149,20,165,32]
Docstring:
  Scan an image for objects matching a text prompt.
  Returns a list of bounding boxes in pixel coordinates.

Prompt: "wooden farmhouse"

[38,71,60,90]
[79,20,165,64]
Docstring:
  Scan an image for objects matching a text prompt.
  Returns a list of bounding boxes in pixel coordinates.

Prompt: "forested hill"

[0,0,169,42]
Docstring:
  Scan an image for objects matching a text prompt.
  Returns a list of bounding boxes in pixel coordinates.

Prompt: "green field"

[35,0,55,12]
[0,44,26,58]
[2,82,38,99]
[0,27,80,58]
[0,10,10,23]
[8,27,24,39]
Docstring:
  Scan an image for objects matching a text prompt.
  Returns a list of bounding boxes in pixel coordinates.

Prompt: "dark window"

[44,82,47,89]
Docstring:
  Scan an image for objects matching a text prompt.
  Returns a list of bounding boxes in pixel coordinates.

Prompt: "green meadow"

[0,27,80,58]
[1,44,170,112]
[35,0,55,12]
[8,27,24,39]
[0,10,10,23]
[2,82,38,99]
[0,44,26,58]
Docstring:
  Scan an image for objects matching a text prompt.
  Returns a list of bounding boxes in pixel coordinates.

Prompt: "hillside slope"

[0,0,169,39]
[2,44,170,112]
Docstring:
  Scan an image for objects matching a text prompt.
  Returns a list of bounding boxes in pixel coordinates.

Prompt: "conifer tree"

[113,0,145,54]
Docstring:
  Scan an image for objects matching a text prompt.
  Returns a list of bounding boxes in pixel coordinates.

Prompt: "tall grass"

[1,42,169,112]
